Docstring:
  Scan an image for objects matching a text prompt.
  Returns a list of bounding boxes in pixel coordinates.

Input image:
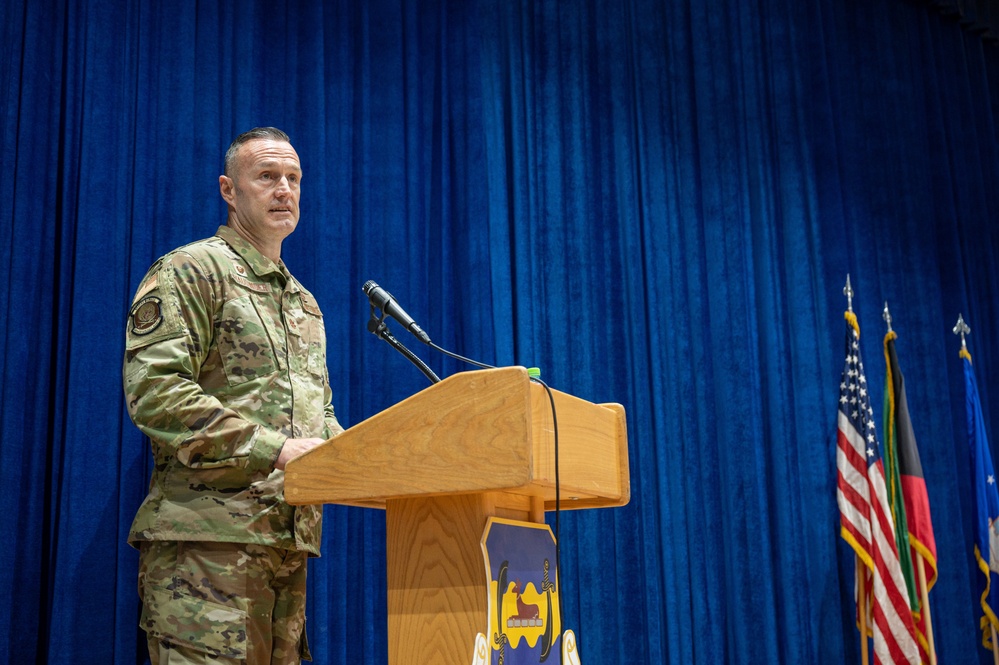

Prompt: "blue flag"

[963,349,999,649]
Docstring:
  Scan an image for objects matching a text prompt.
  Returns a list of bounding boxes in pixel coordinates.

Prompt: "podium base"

[471,630,581,665]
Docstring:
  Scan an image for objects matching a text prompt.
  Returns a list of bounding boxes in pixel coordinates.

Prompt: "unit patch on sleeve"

[130,296,164,335]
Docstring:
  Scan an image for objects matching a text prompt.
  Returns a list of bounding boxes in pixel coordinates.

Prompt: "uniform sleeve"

[323,378,346,440]
[123,252,285,475]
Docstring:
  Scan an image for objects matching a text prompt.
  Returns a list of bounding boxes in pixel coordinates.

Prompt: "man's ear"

[219,175,235,205]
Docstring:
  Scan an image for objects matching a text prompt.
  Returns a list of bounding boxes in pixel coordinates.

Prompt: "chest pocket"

[216,294,279,386]
[300,295,327,380]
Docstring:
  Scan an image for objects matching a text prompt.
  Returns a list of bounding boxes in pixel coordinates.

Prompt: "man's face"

[219,138,303,250]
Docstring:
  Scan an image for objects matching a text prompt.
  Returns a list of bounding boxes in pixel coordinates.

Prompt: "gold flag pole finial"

[883,302,893,334]
[844,274,854,313]
[954,314,970,351]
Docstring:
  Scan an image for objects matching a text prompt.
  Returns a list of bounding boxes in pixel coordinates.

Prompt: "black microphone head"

[361,279,431,344]
[363,280,392,310]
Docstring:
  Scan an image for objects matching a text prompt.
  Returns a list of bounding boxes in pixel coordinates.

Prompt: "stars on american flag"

[839,329,879,465]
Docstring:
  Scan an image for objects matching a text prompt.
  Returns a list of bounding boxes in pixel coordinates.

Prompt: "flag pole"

[857,556,870,665]
[955,315,997,663]
[915,552,936,665]
[845,276,870,665]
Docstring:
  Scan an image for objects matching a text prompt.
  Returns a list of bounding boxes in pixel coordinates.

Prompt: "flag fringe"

[975,545,999,649]
[909,536,938,591]
[841,527,875,574]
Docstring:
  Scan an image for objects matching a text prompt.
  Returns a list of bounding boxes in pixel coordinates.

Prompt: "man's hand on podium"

[276,437,325,470]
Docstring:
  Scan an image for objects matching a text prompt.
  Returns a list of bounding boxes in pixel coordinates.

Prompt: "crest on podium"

[479,517,562,664]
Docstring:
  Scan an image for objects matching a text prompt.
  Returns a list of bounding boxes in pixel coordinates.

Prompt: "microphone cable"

[529,373,564,663]
[394,341,568,657]
[427,341,495,371]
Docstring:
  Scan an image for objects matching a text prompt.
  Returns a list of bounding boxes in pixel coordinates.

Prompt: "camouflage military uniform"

[138,541,310,663]
[124,225,343,663]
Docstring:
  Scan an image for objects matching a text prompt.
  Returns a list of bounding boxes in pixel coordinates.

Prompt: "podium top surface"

[284,366,630,511]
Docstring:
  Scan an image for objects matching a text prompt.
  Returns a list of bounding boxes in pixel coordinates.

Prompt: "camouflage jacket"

[124,225,343,555]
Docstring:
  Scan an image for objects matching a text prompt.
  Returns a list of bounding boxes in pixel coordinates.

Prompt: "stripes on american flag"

[836,311,919,664]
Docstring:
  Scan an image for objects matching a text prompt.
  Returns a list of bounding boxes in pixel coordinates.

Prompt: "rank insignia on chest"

[130,296,163,335]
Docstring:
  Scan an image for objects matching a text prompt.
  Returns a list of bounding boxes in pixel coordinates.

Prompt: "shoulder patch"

[130,295,164,335]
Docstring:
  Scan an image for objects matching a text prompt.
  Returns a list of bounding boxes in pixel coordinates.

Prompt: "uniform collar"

[215,225,291,283]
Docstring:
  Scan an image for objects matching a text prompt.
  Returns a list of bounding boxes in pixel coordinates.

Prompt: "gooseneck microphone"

[362,280,431,345]
[362,279,494,384]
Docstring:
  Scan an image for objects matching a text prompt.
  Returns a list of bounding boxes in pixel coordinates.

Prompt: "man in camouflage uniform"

[124,127,344,664]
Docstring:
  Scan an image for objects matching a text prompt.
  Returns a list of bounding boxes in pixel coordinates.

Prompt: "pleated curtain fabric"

[2,0,999,663]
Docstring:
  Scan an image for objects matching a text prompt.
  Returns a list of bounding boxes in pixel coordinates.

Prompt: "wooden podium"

[285,366,629,665]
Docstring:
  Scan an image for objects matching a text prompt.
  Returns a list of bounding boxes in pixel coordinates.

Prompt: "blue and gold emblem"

[481,518,561,664]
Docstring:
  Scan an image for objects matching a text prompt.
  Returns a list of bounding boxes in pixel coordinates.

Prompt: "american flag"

[836,312,919,663]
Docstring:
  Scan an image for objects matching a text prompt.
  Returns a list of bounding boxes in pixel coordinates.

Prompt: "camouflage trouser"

[138,541,311,665]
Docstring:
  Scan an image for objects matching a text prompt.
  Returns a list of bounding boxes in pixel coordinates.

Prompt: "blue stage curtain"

[2,0,999,663]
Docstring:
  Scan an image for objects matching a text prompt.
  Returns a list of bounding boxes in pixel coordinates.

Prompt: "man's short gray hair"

[223,127,291,177]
